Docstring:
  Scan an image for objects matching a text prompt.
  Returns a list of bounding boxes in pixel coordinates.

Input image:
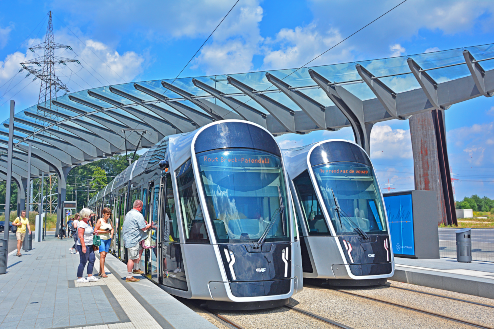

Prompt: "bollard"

[23,232,33,252]
[456,228,472,263]
[0,238,8,274]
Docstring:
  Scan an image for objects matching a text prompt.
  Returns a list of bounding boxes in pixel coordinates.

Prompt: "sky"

[1,0,494,200]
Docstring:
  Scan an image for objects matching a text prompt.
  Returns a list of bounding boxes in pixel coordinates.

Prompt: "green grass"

[0,211,59,229]
[441,211,494,228]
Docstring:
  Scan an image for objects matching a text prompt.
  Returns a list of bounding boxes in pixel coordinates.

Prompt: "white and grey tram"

[89,120,303,309]
[283,140,394,286]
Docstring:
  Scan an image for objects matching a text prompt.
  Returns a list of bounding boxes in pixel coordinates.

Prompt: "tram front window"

[313,162,387,235]
[197,149,290,244]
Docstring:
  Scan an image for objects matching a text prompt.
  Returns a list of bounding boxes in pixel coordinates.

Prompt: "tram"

[89,120,303,309]
[283,140,394,286]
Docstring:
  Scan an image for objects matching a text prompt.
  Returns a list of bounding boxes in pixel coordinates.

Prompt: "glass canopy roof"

[1,43,493,177]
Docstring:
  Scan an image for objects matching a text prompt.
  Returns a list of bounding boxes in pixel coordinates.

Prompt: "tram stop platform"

[392,257,494,299]
[0,234,217,329]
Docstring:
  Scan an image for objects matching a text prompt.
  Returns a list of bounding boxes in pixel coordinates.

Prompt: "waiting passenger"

[76,208,98,283]
[95,207,114,278]
[122,200,152,282]
[70,214,80,254]
[12,210,30,257]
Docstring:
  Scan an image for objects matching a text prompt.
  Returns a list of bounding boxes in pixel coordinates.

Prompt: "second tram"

[283,140,394,286]
[90,120,303,309]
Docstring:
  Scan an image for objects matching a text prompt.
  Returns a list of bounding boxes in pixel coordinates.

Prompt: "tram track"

[388,285,494,309]
[202,307,246,329]
[335,289,493,329]
[284,304,353,329]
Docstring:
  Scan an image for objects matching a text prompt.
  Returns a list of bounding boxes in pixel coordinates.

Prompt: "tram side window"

[293,170,331,236]
[142,188,148,219]
[176,159,209,244]
[131,188,140,207]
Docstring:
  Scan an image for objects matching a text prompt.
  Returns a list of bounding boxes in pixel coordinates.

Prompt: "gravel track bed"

[296,286,472,329]
[216,306,337,329]
[182,301,232,329]
[389,280,494,307]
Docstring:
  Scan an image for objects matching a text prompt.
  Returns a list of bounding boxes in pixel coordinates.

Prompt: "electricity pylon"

[20,11,79,121]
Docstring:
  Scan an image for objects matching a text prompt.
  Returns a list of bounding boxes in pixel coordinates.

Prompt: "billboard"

[384,193,415,256]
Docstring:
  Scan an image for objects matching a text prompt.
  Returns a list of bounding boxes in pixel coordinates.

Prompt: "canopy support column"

[309,69,372,154]
[55,166,71,237]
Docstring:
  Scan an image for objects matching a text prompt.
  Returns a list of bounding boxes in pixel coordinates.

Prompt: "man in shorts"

[12,210,31,257]
[122,200,152,282]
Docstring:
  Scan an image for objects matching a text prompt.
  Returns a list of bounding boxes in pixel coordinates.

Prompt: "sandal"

[100,274,108,278]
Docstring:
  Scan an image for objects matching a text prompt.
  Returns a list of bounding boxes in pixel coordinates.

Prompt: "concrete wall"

[456,209,473,218]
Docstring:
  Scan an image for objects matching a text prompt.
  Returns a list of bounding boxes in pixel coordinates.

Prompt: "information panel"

[383,193,415,256]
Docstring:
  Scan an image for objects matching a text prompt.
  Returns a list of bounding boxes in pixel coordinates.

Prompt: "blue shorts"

[99,238,111,253]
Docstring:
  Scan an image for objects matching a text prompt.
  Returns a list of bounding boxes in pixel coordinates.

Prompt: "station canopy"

[1,43,494,179]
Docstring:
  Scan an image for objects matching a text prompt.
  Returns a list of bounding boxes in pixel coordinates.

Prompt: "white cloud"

[463,146,485,165]
[389,44,405,57]
[308,0,494,56]
[487,107,494,116]
[193,2,263,75]
[0,25,12,49]
[425,47,440,53]
[0,31,145,110]
[277,139,302,149]
[447,121,494,167]
[370,124,412,159]
[262,24,351,70]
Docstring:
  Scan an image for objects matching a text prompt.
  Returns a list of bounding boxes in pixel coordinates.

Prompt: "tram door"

[119,192,127,260]
[146,185,159,281]
[159,174,187,290]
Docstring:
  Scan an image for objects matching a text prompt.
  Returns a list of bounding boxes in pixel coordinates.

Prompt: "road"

[439,228,494,262]
[438,228,494,243]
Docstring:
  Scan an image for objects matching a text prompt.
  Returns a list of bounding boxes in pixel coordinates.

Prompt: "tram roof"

[2,43,494,181]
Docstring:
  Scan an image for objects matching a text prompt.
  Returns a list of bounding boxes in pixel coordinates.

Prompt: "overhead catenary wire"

[63,24,123,84]
[231,0,409,112]
[167,0,241,88]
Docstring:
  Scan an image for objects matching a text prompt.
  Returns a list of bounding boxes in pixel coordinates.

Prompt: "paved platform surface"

[393,257,494,299]
[0,234,217,329]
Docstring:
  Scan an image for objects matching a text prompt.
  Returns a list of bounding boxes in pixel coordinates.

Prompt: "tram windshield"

[312,162,387,235]
[197,149,290,244]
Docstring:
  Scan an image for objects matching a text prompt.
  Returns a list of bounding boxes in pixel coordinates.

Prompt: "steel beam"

[161,81,241,120]
[134,83,214,126]
[55,166,71,237]
[40,103,129,152]
[109,86,197,133]
[227,76,296,132]
[87,90,178,138]
[5,122,98,159]
[192,79,267,127]
[0,146,50,173]
[26,144,31,218]
[2,101,14,250]
[407,59,441,109]
[16,114,110,156]
[309,69,372,154]
[69,95,158,147]
[463,50,493,97]
[356,64,400,119]
[266,72,327,129]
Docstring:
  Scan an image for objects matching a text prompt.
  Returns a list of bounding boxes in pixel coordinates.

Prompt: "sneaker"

[132,269,144,275]
[76,278,87,283]
[87,276,99,282]
[126,277,140,282]
[173,268,180,273]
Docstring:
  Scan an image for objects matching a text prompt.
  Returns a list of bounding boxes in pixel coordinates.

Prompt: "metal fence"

[439,228,494,262]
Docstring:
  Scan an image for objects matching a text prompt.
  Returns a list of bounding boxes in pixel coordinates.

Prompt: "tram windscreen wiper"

[330,189,369,240]
[255,186,285,248]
